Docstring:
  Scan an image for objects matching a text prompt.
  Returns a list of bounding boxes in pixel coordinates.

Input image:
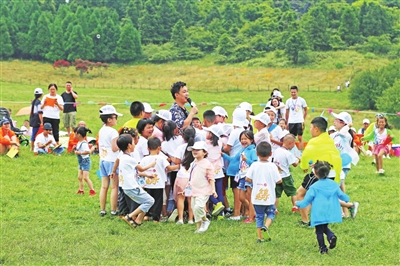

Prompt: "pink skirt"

[174,177,189,199]
[373,144,389,155]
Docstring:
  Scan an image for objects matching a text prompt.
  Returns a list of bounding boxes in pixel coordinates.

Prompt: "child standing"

[362,116,395,174]
[245,142,282,243]
[98,105,122,217]
[274,134,299,213]
[296,161,350,254]
[187,141,217,233]
[117,134,156,228]
[74,126,96,196]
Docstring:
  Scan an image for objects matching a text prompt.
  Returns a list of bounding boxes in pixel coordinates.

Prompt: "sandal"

[132,219,142,227]
[122,215,136,229]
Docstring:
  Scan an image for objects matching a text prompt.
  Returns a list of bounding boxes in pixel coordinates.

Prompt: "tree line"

[0,0,399,64]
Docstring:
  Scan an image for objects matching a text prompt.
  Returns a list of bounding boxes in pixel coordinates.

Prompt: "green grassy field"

[1,59,399,265]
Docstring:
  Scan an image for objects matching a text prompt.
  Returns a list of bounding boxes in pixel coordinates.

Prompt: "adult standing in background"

[61,81,78,135]
[29,88,44,150]
[169,81,198,130]
[41,83,64,144]
[285,86,307,150]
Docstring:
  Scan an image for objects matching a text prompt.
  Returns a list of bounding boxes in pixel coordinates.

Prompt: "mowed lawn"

[1,78,399,265]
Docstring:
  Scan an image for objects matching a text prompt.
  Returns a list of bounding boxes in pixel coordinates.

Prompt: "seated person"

[20,120,32,136]
[34,123,65,155]
[0,119,20,155]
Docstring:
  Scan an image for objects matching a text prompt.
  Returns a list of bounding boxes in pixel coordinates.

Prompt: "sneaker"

[375,171,380,174]
[242,218,254,223]
[329,235,337,249]
[198,219,210,232]
[228,216,241,221]
[206,212,212,219]
[298,220,311,227]
[212,202,225,216]
[110,210,118,216]
[320,247,329,254]
[89,190,96,196]
[176,220,184,225]
[168,209,178,222]
[349,202,359,218]
[292,206,299,213]
[76,190,84,195]
[100,210,107,217]
[256,239,265,243]
[224,208,233,217]
[261,226,271,241]
[371,160,376,165]
[378,169,385,174]
[187,220,194,224]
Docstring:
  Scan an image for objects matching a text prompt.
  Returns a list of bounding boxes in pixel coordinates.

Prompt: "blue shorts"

[99,160,115,177]
[254,204,276,228]
[78,157,91,171]
[238,178,246,191]
[123,188,155,213]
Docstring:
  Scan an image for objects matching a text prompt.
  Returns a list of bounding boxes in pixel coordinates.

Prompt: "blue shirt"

[169,102,190,129]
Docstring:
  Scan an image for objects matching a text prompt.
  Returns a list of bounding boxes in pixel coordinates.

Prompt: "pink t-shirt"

[189,158,215,197]
[151,126,164,142]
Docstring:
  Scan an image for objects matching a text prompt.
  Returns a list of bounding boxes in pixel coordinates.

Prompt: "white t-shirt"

[331,131,353,169]
[285,96,307,123]
[34,133,56,152]
[98,125,119,162]
[161,135,184,171]
[273,147,297,178]
[254,127,271,145]
[136,136,149,160]
[227,127,245,157]
[173,143,191,178]
[119,154,139,190]
[195,128,206,142]
[140,154,169,189]
[270,126,286,155]
[42,94,64,119]
[246,161,281,206]
[76,140,90,159]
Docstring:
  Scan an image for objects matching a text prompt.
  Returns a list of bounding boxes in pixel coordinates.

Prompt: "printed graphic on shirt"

[255,188,270,201]
[119,174,124,185]
[100,148,107,159]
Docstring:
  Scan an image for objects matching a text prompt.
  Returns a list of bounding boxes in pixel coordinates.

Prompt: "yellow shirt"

[123,117,141,129]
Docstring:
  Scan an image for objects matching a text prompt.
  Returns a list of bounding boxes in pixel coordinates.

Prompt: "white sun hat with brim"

[264,106,277,114]
[99,105,123,116]
[156,110,172,121]
[203,124,224,139]
[212,106,228,118]
[232,108,247,127]
[250,113,271,126]
[143,102,154,113]
[273,91,284,98]
[187,141,208,152]
[331,112,352,125]
[239,102,252,112]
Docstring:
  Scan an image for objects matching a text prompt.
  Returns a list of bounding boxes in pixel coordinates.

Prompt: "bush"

[364,52,375,59]
[297,51,311,65]
[335,62,344,69]
[177,47,204,60]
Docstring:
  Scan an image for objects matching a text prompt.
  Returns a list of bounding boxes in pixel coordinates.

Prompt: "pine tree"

[87,9,100,35]
[116,19,140,61]
[139,0,161,44]
[221,2,241,31]
[41,0,57,14]
[46,23,65,61]
[0,20,14,58]
[285,30,308,64]
[66,24,94,61]
[302,6,330,51]
[171,19,187,48]
[204,5,221,25]
[10,0,30,33]
[157,0,179,43]
[217,33,236,56]
[76,6,89,35]
[280,0,291,12]
[338,7,361,46]
[102,19,120,60]
[30,13,52,59]
[126,0,142,28]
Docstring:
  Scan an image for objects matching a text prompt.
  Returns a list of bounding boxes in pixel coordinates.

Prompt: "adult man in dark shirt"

[61,81,78,134]
[169,81,198,130]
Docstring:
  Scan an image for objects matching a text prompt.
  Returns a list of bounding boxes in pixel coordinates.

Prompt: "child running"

[245,142,282,243]
[117,134,156,228]
[74,126,96,196]
[296,161,350,254]
[187,141,217,233]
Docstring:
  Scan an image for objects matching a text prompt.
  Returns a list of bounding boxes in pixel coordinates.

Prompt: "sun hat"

[331,112,352,125]
[264,106,277,114]
[143,102,154,113]
[187,141,208,152]
[221,124,233,136]
[0,119,10,126]
[232,108,247,127]
[156,110,172,121]
[44,123,52,130]
[362,119,370,124]
[328,126,336,132]
[273,91,284,98]
[34,88,43,94]
[203,124,224,139]
[99,105,123,116]
[249,113,271,126]
[239,102,252,112]
[212,106,228,118]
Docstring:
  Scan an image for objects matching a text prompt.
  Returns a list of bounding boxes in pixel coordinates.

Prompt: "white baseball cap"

[34,88,43,94]
[328,126,336,132]
[273,91,284,98]
[362,119,370,124]
[264,106,277,114]
[221,124,233,136]
[239,102,252,112]
[99,105,122,116]
[143,102,154,113]
[331,112,352,125]
[203,124,224,139]
[212,106,228,118]
[187,141,208,151]
[156,110,172,121]
[232,108,247,127]
[249,113,271,126]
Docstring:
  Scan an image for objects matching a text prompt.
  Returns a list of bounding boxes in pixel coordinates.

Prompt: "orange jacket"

[0,127,17,146]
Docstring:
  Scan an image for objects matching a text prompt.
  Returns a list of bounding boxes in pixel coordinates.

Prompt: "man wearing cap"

[30,88,44,150]
[152,110,172,142]
[358,119,370,134]
[61,81,78,135]
[285,86,307,149]
[33,122,65,155]
[0,119,20,155]
[169,81,198,129]
[123,101,144,129]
